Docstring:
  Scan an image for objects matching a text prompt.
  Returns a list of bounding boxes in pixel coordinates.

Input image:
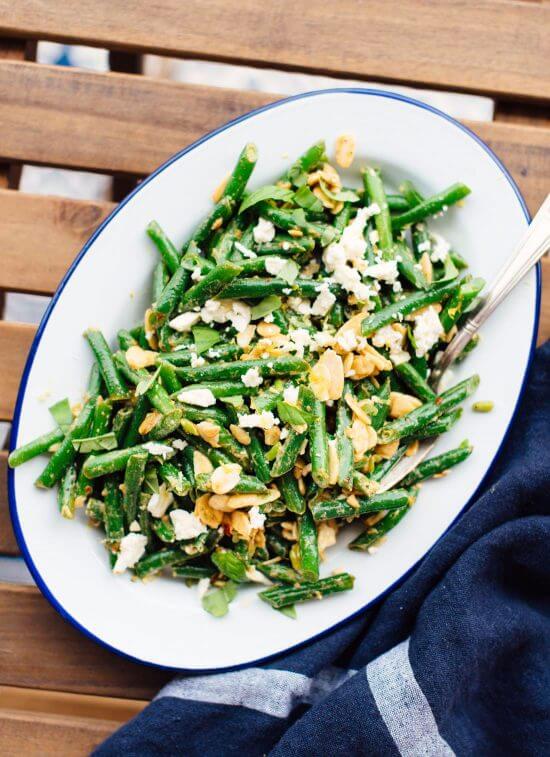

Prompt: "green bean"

[84,329,126,398]
[145,408,183,441]
[329,301,345,329]
[248,431,271,484]
[449,250,469,270]
[113,353,174,415]
[371,446,407,482]
[151,516,176,543]
[440,277,485,332]
[215,426,251,470]
[283,140,326,185]
[86,497,105,525]
[174,356,308,384]
[255,562,298,584]
[117,328,138,351]
[394,241,428,290]
[195,471,267,494]
[112,405,133,443]
[35,396,96,488]
[187,196,235,247]
[152,261,169,303]
[211,217,244,263]
[82,444,148,479]
[361,279,460,336]
[158,362,182,394]
[179,262,242,312]
[134,548,189,579]
[222,142,258,203]
[122,395,150,447]
[256,235,315,256]
[266,532,289,558]
[271,429,307,478]
[392,183,471,230]
[411,408,463,439]
[172,565,216,580]
[123,452,148,525]
[155,265,191,318]
[362,167,393,253]
[301,388,329,488]
[298,509,319,582]
[260,573,354,608]
[456,334,479,363]
[104,478,124,543]
[336,385,353,490]
[411,223,431,260]
[402,441,473,486]
[147,221,181,275]
[179,381,260,399]
[437,375,480,413]
[58,464,77,519]
[398,180,423,207]
[348,506,410,551]
[310,488,410,522]
[261,204,337,247]
[8,426,65,468]
[366,378,391,431]
[159,343,242,366]
[394,362,436,402]
[158,462,190,496]
[279,472,306,514]
[352,470,381,497]
[75,396,113,500]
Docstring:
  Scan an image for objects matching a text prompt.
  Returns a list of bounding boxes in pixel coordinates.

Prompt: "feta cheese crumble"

[372,324,410,365]
[147,484,174,517]
[112,533,147,574]
[363,260,399,283]
[200,299,251,333]
[430,233,450,263]
[248,505,266,530]
[323,208,374,301]
[234,241,257,259]
[336,329,358,352]
[169,509,207,540]
[253,217,276,244]
[264,256,287,276]
[412,306,444,357]
[283,385,299,405]
[142,442,174,459]
[288,296,311,315]
[190,354,206,368]
[238,411,279,430]
[241,367,263,387]
[310,282,336,316]
[169,311,201,333]
[129,520,141,533]
[177,388,216,407]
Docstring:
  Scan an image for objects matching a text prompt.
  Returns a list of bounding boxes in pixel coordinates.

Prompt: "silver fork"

[379,193,550,492]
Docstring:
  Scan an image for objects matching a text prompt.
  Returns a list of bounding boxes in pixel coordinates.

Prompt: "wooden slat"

[0,452,17,555]
[0,321,35,421]
[0,709,116,756]
[0,582,170,697]
[0,62,548,209]
[0,189,114,295]
[0,0,549,100]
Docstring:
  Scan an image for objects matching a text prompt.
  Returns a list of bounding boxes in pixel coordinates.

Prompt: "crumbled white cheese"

[147,483,174,517]
[430,233,450,263]
[288,296,312,315]
[241,367,263,387]
[129,520,141,532]
[253,217,276,244]
[197,577,211,600]
[248,505,266,530]
[364,202,381,218]
[172,439,187,451]
[313,331,336,350]
[200,298,251,333]
[234,241,257,259]
[169,311,201,333]
[177,388,216,407]
[191,354,206,368]
[372,324,410,365]
[392,280,403,293]
[245,566,272,585]
[417,240,431,253]
[368,229,379,246]
[336,329,358,352]
[323,209,375,301]
[283,385,299,405]
[413,306,444,357]
[169,509,207,540]
[142,442,174,459]
[264,256,287,276]
[279,427,289,440]
[112,533,148,574]
[310,282,336,316]
[363,260,399,283]
[238,411,279,430]
[287,328,312,357]
[191,267,203,282]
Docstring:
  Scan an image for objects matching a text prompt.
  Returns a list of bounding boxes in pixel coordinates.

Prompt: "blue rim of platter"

[8,87,541,673]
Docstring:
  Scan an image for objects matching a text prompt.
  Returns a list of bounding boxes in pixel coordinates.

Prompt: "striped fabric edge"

[366,638,455,757]
[155,665,357,719]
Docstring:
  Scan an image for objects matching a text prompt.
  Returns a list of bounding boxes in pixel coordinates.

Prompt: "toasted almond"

[281,521,298,541]
[320,162,342,189]
[193,450,213,476]
[236,324,256,350]
[264,426,281,446]
[317,521,338,559]
[211,217,223,231]
[441,324,458,343]
[346,494,360,508]
[212,172,229,203]
[210,463,242,494]
[196,420,221,448]
[194,493,223,528]
[343,352,355,376]
[375,440,400,459]
[230,510,252,540]
[230,424,251,445]
[313,184,338,210]
[335,309,371,340]
[406,439,420,457]
[419,252,433,284]
[344,393,372,426]
[334,133,356,168]
[310,349,344,401]
[350,354,376,380]
[346,419,378,458]
[327,438,339,486]
[362,343,393,371]
[257,321,281,338]
[126,345,158,370]
[297,476,306,495]
[364,510,388,527]
[288,227,303,238]
[389,392,422,418]
[210,488,280,512]
[144,308,158,349]
[138,411,162,435]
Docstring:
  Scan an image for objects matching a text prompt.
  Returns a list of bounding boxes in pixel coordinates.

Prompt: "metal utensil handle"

[437,193,550,375]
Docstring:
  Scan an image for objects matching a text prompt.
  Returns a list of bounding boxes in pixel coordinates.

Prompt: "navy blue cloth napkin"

[96,342,550,757]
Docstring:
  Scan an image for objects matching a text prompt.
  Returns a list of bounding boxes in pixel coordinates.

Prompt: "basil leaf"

[251,295,282,320]
[294,185,324,213]
[239,185,294,214]
[276,401,314,428]
[192,325,221,355]
[211,550,248,583]
[278,260,299,285]
[72,432,118,453]
[319,179,360,203]
[49,398,73,431]
[136,367,161,397]
[202,580,238,617]
[436,254,459,283]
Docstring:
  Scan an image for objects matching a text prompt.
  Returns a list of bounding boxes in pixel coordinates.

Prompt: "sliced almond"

[257,321,281,338]
[281,521,298,541]
[335,309,371,340]
[419,252,433,284]
[229,510,252,540]
[138,411,162,435]
[406,439,420,457]
[196,420,221,448]
[193,450,213,476]
[236,324,256,350]
[264,426,281,446]
[209,487,280,512]
[350,354,376,380]
[389,392,422,419]
[346,494,360,509]
[334,133,356,168]
[375,440,400,459]
[144,308,158,349]
[230,424,251,445]
[288,228,303,238]
[327,438,339,486]
[346,419,378,458]
[125,345,158,370]
[194,493,223,528]
[210,463,242,495]
[317,521,338,559]
[212,173,229,203]
[362,343,393,371]
[310,349,344,401]
[344,393,372,426]
[211,217,223,231]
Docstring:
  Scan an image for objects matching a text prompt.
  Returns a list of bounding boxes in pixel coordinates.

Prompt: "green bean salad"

[10,137,483,618]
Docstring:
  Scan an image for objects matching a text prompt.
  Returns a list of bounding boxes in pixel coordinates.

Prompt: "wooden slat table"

[0,3,548,753]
